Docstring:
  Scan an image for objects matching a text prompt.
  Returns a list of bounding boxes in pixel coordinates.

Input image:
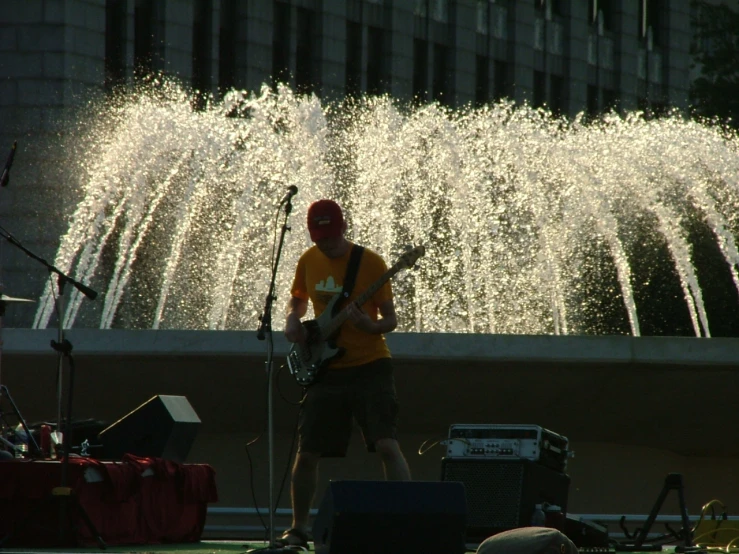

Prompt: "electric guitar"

[287,245,425,386]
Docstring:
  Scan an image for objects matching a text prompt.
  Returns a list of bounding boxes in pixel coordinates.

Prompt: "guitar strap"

[333,244,365,316]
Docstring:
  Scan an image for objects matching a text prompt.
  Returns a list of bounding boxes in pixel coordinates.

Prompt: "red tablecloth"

[0,454,218,547]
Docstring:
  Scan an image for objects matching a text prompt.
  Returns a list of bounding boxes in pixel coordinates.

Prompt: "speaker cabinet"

[441,458,570,541]
[312,480,467,554]
[97,395,200,463]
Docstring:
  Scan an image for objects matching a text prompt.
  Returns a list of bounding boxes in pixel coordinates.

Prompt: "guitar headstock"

[397,245,425,269]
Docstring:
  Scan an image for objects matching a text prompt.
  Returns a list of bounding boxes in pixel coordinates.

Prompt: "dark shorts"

[297,357,399,457]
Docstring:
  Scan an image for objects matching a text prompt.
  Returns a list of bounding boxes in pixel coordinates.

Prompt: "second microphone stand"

[251,197,295,553]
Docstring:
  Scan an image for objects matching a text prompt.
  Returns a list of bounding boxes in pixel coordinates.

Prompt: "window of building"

[587,84,599,116]
[105,0,127,91]
[491,3,507,40]
[603,88,618,113]
[475,55,489,107]
[533,70,545,108]
[413,38,428,102]
[295,7,317,95]
[218,0,237,93]
[476,0,488,34]
[493,59,508,101]
[432,43,449,105]
[192,0,213,108]
[272,2,290,86]
[589,0,613,30]
[550,74,564,115]
[639,0,663,46]
[367,26,385,96]
[535,0,559,19]
[646,0,663,47]
[134,0,155,79]
[345,21,362,98]
[431,0,448,23]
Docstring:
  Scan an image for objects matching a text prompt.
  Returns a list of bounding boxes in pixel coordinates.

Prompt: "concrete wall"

[2,329,738,537]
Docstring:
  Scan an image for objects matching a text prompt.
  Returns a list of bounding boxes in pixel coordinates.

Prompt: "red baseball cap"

[307,199,344,241]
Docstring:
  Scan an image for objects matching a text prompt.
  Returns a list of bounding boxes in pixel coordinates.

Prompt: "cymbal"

[0,294,34,303]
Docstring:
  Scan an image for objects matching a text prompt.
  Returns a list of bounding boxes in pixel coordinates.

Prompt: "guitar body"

[287,292,346,386]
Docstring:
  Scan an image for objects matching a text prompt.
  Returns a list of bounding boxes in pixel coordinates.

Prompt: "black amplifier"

[441,457,570,541]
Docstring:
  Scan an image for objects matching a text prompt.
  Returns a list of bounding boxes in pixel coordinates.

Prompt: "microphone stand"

[250,196,294,553]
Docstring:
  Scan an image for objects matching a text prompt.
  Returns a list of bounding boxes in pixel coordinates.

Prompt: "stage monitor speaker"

[312,480,467,554]
[441,458,570,541]
[97,395,200,463]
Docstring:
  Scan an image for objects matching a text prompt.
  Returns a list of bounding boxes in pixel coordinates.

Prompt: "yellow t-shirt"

[290,243,393,368]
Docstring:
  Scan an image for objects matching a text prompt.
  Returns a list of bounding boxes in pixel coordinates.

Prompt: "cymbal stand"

[0,295,40,457]
[0,254,40,456]
[251,195,295,553]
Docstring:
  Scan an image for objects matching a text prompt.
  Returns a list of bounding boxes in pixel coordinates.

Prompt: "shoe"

[275,527,310,549]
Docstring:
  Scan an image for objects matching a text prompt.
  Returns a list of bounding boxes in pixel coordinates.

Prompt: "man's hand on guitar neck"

[346,300,398,336]
[345,302,377,334]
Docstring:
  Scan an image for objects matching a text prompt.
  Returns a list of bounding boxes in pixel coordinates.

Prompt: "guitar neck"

[324,260,405,337]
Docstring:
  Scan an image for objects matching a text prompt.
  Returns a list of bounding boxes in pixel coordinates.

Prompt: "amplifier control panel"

[446,437,534,459]
[444,423,571,472]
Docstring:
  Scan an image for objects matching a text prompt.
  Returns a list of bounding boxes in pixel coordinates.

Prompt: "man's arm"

[347,298,397,335]
[285,296,309,343]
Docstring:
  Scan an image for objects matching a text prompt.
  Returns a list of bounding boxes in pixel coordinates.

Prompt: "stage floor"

[0,540,708,553]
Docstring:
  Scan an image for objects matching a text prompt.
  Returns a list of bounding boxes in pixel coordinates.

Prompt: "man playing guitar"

[280,199,412,549]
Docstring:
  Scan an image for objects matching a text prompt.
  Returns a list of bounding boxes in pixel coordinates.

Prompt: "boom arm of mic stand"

[0,225,97,300]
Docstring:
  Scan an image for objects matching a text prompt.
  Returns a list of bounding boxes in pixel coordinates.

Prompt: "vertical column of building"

[191,0,220,101]
[583,0,604,115]
[363,0,387,98]
[473,2,490,107]
[615,0,640,113]
[159,0,194,80]
[448,1,476,107]
[319,0,347,102]
[386,1,414,104]
[411,1,430,103]
[294,0,321,96]
[104,0,135,92]
[564,0,588,117]
[428,0,451,106]
[245,0,276,91]
[343,1,363,98]
[508,0,535,107]
[662,1,690,112]
[545,4,565,115]
[0,0,108,325]
[490,1,510,103]
[216,0,245,93]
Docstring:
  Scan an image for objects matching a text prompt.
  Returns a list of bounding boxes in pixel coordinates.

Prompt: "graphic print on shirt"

[315,275,342,306]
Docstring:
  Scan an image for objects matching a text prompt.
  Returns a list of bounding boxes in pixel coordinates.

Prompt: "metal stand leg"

[616,473,694,552]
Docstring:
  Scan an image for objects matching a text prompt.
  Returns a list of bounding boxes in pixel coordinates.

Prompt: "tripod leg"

[674,476,694,548]
[75,498,107,549]
[634,475,673,549]
[53,487,106,550]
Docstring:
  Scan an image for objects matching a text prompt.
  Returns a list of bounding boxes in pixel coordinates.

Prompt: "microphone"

[280,185,298,204]
[0,141,17,188]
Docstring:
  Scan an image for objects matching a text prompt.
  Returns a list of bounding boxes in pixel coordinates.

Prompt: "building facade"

[0,0,695,327]
[1,0,693,121]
